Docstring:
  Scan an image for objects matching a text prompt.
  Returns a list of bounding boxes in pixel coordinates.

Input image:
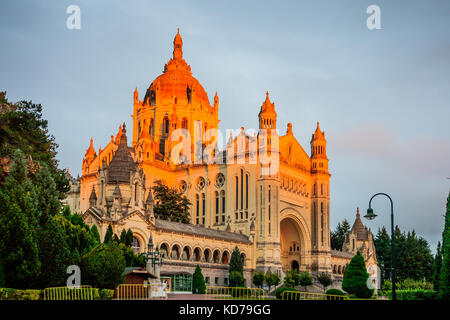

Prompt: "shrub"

[387,289,438,300]
[0,288,42,300]
[99,289,115,300]
[80,243,126,289]
[317,273,332,291]
[326,288,345,296]
[275,286,298,299]
[342,251,374,298]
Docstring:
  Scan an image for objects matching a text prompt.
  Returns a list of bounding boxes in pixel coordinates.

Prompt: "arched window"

[220,190,226,223]
[241,253,246,266]
[245,173,249,211]
[213,250,220,264]
[203,249,211,263]
[221,251,229,264]
[160,243,169,258]
[163,116,170,135]
[235,176,239,211]
[149,118,154,137]
[193,248,201,262]
[171,245,180,260]
[215,191,219,223]
[196,194,200,224]
[134,182,138,203]
[202,193,205,224]
[182,246,190,260]
[181,117,188,130]
[131,237,140,254]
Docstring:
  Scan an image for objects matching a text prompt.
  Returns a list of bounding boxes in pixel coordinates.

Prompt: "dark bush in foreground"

[275,286,299,299]
[326,288,345,296]
[387,289,438,300]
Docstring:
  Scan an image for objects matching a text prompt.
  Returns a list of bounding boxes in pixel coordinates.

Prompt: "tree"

[119,229,128,244]
[342,251,373,298]
[283,269,301,288]
[317,273,332,292]
[36,216,71,287]
[104,224,114,243]
[374,226,391,284]
[265,270,280,292]
[90,224,101,246]
[0,95,69,196]
[125,229,134,247]
[0,150,41,289]
[229,247,244,274]
[252,272,265,288]
[298,271,312,291]
[152,180,191,223]
[229,246,244,287]
[439,191,450,300]
[229,271,244,288]
[192,265,206,294]
[330,219,351,250]
[80,243,126,289]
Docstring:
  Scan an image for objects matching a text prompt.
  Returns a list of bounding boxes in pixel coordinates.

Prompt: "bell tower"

[310,122,331,273]
[255,92,282,273]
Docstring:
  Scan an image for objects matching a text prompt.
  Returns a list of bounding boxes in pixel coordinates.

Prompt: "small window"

[215,277,219,285]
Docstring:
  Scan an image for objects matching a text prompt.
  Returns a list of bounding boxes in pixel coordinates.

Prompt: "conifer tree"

[192,265,206,294]
[90,224,101,245]
[104,224,114,243]
[342,251,374,298]
[120,229,127,244]
[439,191,450,300]
[0,150,41,289]
[125,229,134,247]
[229,246,244,287]
[432,242,442,292]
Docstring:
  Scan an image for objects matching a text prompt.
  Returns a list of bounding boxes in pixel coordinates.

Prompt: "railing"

[43,285,94,300]
[115,283,167,300]
[205,286,265,300]
[281,291,348,300]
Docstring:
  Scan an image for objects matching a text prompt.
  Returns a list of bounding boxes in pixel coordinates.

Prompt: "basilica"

[64,30,378,291]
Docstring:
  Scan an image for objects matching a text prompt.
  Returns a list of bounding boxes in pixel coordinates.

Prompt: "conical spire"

[146,189,154,204]
[351,207,369,240]
[85,137,96,157]
[173,28,183,60]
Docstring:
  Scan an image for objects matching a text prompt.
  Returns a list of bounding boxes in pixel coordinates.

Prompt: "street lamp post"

[145,235,164,278]
[364,192,396,301]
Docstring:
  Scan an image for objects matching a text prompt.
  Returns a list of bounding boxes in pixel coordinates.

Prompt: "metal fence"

[115,283,167,300]
[205,286,265,300]
[43,285,94,300]
[281,290,348,300]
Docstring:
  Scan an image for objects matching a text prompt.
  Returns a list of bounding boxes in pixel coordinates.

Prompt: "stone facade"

[66,30,377,289]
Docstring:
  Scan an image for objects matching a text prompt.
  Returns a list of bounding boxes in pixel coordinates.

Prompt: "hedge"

[0,288,42,300]
[386,289,438,300]
[325,289,346,296]
[0,287,114,300]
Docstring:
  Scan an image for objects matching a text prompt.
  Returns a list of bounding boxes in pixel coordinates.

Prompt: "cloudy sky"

[1,0,449,251]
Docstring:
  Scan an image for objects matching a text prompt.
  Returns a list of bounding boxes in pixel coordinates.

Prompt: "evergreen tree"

[112,234,120,244]
[229,246,244,274]
[125,229,134,247]
[229,247,244,287]
[120,229,127,244]
[152,180,191,223]
[439,191,450,300]
[192,265,206,294]
[342,251,374,298]
[37,216,71,287]
[80,243,126,289]
[0,150,41,289]
[374,226,391,284]
[90,224,101,246]
[104,224,114,243]
[330,219,351,250]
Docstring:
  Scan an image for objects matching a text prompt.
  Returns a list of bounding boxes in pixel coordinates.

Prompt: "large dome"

[143,30,211,107]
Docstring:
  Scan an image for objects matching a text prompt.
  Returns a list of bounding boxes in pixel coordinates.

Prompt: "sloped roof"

[155,219,251,244]
[107,124,137,184]
[351,208,369,240]
[330,249,354,259]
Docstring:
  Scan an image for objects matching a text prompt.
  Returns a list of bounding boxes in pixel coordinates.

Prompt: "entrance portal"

[280,216,305,273]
